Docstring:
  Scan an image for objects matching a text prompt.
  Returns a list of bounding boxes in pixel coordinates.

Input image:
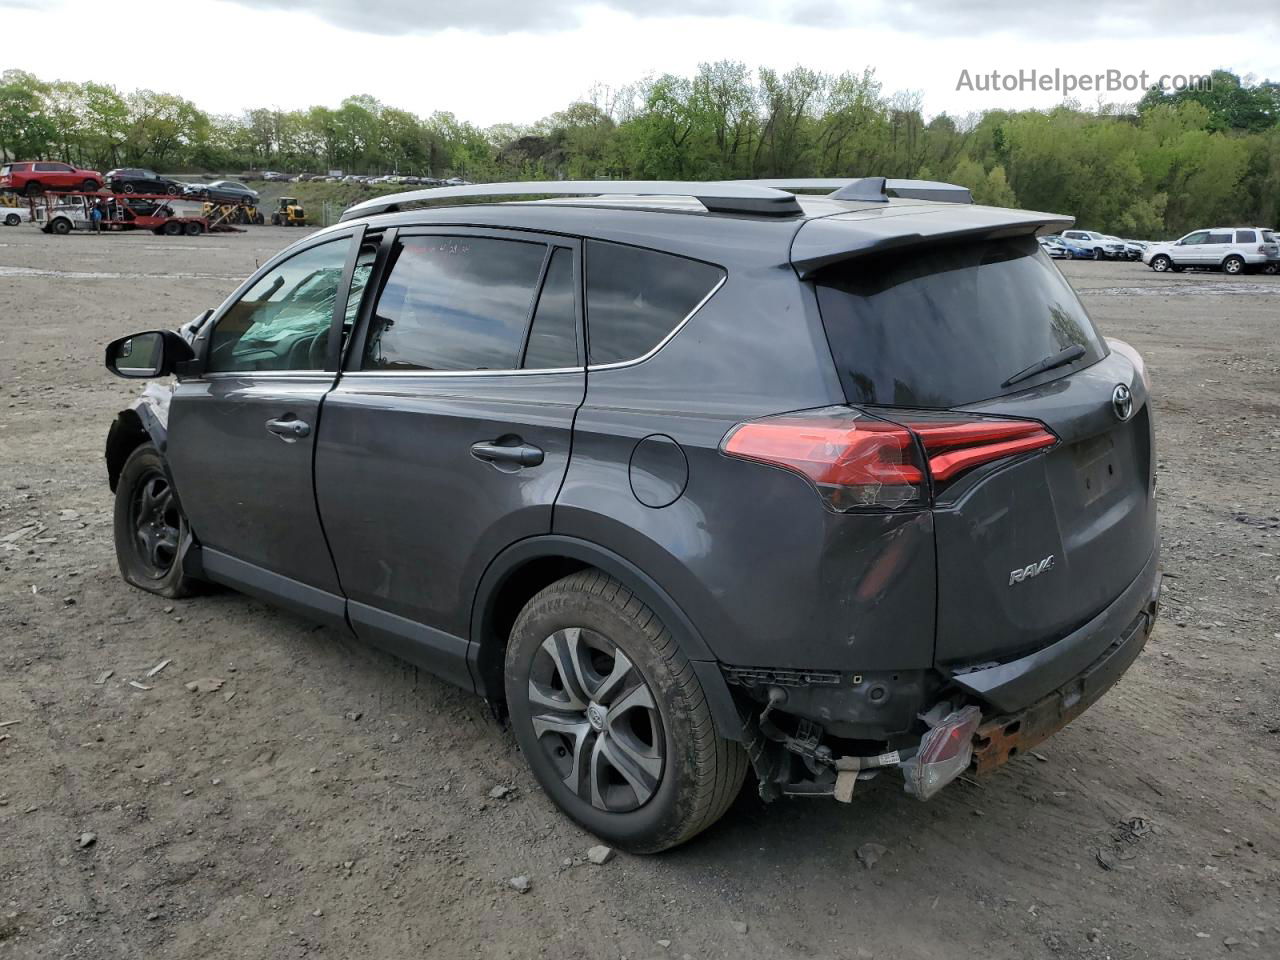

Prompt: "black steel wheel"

[506,571,747,853]
[113,443,197,597]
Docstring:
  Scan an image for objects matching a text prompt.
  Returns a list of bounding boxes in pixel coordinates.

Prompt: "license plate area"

[1071,432,1121,506]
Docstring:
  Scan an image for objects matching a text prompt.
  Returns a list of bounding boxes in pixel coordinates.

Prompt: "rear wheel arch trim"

[469,535,747,741]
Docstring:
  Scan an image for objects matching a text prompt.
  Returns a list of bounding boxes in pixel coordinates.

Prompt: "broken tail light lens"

[902,704,982,800]
[720,407,926,512]
[721,406,1056,511]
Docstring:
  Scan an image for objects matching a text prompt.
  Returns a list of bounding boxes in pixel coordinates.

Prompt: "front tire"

[1150,255,1172,272]
[505,571,747,853]
[113,443,197,598]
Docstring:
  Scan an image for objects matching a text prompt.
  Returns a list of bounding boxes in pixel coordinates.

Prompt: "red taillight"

[909,418,1057,483]
[721,407,1057,512]
[721,408,926,511]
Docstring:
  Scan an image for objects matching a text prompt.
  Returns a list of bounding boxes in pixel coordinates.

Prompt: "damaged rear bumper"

[950,546,1162,714]
[971,588,1158,773]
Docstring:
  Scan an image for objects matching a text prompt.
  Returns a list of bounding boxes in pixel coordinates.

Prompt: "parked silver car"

[1143,227,1279,274]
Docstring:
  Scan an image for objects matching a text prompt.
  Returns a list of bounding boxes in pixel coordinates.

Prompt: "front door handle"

[470,439,544,468]
[265,417,310,441]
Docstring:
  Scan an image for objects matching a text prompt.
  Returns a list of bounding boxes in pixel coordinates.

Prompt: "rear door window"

[362,235,546,371]
[1206,233,1232,244]
[815,235,1105,408]
[585,240,724,365]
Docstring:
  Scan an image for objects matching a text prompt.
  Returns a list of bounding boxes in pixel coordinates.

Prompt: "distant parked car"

[263,171,291,182]
[1039,235,1092,259]
[1143,227,1279,275]
[106,168,185,196]
[182,180,260,205]
[0,161,104,196]
[443,177,472,186]
[1060,230,1126,260]
[1103,236,1142,261]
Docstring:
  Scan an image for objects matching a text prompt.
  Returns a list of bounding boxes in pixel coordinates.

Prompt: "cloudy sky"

[2,0,1276,125]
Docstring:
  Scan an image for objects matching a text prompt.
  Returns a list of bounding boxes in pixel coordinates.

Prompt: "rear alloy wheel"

[1150,255,1172,272]
[122,183,136,194]
[113,443,197,597]
[1222,255,1245,275]
[506,571,747,853]
[1262,261,1279,275]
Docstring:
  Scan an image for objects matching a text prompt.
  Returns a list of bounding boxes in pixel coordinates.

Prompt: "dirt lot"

[1,227,1277,960]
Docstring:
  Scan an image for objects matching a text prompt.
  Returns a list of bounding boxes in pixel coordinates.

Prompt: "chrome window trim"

[585,271,726,371]
[199,371,335,381]
[340,366,581,379]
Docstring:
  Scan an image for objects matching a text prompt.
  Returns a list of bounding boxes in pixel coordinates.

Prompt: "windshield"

[815,235,1106,408]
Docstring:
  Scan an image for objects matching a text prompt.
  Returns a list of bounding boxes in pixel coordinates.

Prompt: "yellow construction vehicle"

[271,197,307,226]
[202,201,264,226]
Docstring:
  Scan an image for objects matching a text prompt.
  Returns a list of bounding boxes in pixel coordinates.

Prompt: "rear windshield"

[1264,230,1276,243]
[815,236,1105,408]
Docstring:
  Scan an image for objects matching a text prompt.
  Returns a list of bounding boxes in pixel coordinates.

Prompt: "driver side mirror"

[104,330,194,379]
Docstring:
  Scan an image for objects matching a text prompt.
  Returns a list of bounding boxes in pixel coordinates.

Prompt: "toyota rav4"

[102,178,1161,852]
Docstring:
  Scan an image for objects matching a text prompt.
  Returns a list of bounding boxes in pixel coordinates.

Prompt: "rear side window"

[1206,233,1232,244]
[815,236,1105,408]
[522,247,578,369]
[585,240,724,365]
[1235,230,1256,243]
[362,236,545,371]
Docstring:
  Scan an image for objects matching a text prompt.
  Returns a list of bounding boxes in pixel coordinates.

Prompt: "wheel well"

[105,410,149,492]
[472,555,589,699]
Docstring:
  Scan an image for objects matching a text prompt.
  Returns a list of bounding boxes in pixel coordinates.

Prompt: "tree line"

[2,65,1277,237]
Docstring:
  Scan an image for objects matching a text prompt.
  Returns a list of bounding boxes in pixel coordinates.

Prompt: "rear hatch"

[813,233,1157,667]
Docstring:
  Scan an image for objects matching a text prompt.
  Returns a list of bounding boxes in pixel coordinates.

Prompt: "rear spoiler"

[790,205,1075,278]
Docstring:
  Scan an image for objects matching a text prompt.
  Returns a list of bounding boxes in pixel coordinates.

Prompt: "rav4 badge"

[1009,555,1055,586]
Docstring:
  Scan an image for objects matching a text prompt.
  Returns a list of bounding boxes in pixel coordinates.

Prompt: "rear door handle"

[265,417,310,441]
[470,439,544,468]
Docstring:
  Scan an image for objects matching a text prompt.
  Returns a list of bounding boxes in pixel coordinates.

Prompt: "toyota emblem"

[1111,383,1133,421]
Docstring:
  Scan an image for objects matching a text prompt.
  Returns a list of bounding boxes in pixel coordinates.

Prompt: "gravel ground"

[1,227,1277,960]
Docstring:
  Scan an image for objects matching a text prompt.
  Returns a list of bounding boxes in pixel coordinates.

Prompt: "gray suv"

[103,178,1162,852]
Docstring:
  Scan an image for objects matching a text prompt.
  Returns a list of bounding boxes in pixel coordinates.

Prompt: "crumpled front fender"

[104,383,174,491]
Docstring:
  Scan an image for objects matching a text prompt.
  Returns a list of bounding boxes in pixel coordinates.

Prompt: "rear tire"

[122,183,136,194]
[113,443,198,598]
[1263,261,1279,275]
[50,218,71,235]
[4,213,18,226]
[184,221,201,236]
[24,181,41,197]
[1222,255,1245,275]
[505,571,747,853]
[82,179,98,193]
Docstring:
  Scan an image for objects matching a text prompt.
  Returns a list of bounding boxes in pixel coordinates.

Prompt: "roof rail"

[740,177,973,204]
[338,180,804,222]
